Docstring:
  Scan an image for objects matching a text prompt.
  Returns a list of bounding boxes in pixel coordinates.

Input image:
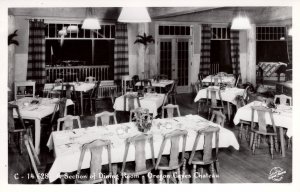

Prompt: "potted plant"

[134,33,155,78]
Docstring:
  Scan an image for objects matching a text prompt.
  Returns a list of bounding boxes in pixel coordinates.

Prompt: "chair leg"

[19,132,24,154]
[274,134,279,152]
[215,160,220,175]
[192,164,196,183]
[148,174,154,184]
[252,133,257,155]
[177,168,182,183]
[199,167,204,180]
[182,159,186,178]
[250,132,254,147]
[209,164,216,183]
[257,135,261,148]
[141,175,146,184]
[270,136,274,159]
[239,123,243,140]
[159,170,163,184]
[126,176,130,184]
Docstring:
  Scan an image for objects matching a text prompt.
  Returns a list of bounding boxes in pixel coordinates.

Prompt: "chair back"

[50,98,67,126]
[155,129,188,170]
[85,76,96,83]
[123,94,141,111]
[24,134,42,184]
[210,110,226,127]
[90,81,100,99]
[95,111,117,126]
[121,134,155,175]
[57,115,81,131]
[274,94,292,106]
[76,139,112,183]
[194,80,202,93]
[189,126,220,165]
[162,104,181,118]
[235,74,241,87]
[206,87,224,108]
[251,106,276,133]
[8,103,26,132]
[61,84,77,100]
[43,83,55,97]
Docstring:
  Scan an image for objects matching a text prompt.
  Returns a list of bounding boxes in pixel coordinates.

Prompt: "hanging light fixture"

[82,8,101,30]
[231,9,251,30]
[118,7,151,23]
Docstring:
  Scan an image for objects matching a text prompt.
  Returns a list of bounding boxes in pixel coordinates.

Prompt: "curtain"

[230,30,240,76]
[114,23,129,80]
[27,19,46,92]
[199,24,211,76]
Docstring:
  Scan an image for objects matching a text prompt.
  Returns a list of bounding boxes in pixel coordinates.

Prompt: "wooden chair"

[121,134,155,184]
[56,115,81,131]
[123,93,141,112]
[75,139,112,184]
[83,81,100,114]
[167,79,178,104]
[24,134,43,184]
[274,94,292,106]
[206,87,224,118]
[43,83,54,97]
[8,103,32,154]
[210,110,226,127]
[249,106,278,159]
[44,97,68,131]
[194,80,206,114]
[62,84,79,114]
[132,75,140,92]
[47,79,63,98]
[162,104,181,118]
[235,95,251,141]
[155,130,188,184]
[122,75,133,94]
[188,126,220,183]
[85,76,96,83]
[95,111,117,126]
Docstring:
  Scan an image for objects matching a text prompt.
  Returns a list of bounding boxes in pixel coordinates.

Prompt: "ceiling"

[9,7,292,24]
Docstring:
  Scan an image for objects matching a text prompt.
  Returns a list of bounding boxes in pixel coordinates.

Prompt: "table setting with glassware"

[202,74,236,86]
[113,92,166,117]
[46,114,239,183]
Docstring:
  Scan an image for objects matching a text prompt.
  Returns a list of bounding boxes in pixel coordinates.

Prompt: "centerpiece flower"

[132,108,153,133]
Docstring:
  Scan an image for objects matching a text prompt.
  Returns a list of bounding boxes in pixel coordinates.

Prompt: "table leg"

[34,119,41,155]
[279,127,286,157]
[80,91,83,116]
[227,101,231,121]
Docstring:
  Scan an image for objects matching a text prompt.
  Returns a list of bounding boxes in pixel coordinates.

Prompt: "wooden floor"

[8,93,292,184]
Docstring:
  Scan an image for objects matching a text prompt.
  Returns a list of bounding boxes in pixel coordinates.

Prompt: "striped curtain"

[230,30,241,75]
[200,24,211,76]
[27,19,46,92]
[114,23,129,80]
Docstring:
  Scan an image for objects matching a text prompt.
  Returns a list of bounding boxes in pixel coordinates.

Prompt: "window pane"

[186,26,190,35]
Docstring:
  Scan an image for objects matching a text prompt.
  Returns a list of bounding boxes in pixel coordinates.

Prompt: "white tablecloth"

[113,93,165,117]
[47,115,239,182]
[135,80,174,88]
[233,101,292,137]
[194,87,245,105]
[10,97,73,154]
[202,75,236,86]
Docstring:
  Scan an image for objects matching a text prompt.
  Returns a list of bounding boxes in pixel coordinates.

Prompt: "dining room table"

[233,101,292,157]
[51,82,95,116]
[113,92,166,117]
[9,97,73,154]
[135,79,174,93]
[194,86,245,120]
[202,74,236,86]
[46,114,240,183]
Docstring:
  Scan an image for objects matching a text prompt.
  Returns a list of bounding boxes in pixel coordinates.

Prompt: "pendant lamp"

[82,8,101,30]
[118,7,151,23]
[231,11,251,30]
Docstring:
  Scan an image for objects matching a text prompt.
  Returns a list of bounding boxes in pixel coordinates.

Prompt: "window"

[158,25,192,36]
[256,26,288,63]
[210,27,232,74]
[45,23,115,80]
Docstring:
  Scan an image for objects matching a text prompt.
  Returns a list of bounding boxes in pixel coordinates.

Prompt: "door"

[158,38,192,93]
